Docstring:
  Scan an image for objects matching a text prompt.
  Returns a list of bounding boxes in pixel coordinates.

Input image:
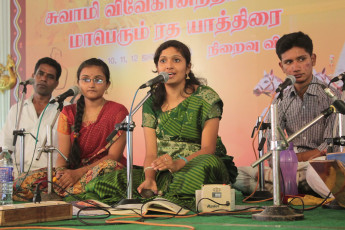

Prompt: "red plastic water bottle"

[280,143,298,195]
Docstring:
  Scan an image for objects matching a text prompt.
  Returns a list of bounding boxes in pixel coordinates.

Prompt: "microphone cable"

[13,103,50,201]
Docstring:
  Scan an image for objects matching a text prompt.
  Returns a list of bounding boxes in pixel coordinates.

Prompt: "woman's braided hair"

[67,58,110,169]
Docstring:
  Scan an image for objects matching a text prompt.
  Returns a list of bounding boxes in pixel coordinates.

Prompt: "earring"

[105,89,108,94]
[186,73,190,80]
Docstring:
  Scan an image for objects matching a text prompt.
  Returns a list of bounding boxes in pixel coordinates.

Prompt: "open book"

[70,198,190,216]
[111,198,190,215]
[70,200,111,216]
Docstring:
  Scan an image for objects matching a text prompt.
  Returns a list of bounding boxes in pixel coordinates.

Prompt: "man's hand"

[297,149,327,162]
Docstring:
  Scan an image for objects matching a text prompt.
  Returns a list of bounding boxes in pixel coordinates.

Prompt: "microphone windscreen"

[27,78,35,85]
[159,72,169,83]
[286,75,296,84]
[70,85,80,95]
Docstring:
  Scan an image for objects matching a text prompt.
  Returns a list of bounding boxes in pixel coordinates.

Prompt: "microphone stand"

[12,83,29,173]
[251,106,335,168]
[36,101,67,201]
[37,125,68,201]
[107,89,153,205]
[35,106,61,161]
[338,113,343,153]
[247,117,272,201]
[36,95,80,161]
[252,103,304,221]
[338,85,345,152]
[323,91,345,211]
[315,79,345,210]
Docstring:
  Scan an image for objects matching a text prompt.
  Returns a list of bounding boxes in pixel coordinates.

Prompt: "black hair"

[34,57,62,81]
[275,31,313,60]
[67,58,110,169]
[152,40,200,110]
[76,58,110,83]
[67,95,85,169]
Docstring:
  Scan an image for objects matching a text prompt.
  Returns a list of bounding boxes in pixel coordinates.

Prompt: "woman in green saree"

[76,40,237,209]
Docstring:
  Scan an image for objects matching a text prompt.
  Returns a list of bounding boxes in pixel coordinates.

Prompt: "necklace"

[83,99,106,123]
[162,96,186,113]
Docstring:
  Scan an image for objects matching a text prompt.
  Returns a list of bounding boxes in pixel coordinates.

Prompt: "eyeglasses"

[80,78,105,84]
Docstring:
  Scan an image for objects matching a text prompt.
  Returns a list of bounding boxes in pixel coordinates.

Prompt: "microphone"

[329,72,345,83]
[326,136,345,146]
[49,86,80,104]
[19,78,35,85]
[324,87,345,114]
[139,72,169,89]
[275,75,296,93]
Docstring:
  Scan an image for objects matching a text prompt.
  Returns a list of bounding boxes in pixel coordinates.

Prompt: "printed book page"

[111,198,190,215]
[143,198,189,215]
[109,203,143,215]
[70,200,110,216]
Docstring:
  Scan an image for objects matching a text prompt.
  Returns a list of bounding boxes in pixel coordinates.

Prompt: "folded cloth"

[288,194,334,206]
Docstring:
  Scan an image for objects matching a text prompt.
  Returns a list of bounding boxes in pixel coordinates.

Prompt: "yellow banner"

[14,0,345,166]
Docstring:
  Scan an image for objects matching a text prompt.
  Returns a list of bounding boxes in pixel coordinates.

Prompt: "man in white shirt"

[0,57,62,177]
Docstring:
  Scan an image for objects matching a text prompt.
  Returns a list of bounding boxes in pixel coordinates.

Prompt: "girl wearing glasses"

[54,58,128,196]
[13,58,128,200]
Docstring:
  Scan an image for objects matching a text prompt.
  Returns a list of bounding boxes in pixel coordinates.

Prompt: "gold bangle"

[55,166,66,171]
[144,166,154,172]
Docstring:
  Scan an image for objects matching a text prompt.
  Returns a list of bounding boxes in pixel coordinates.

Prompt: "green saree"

[72,85,237,209]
